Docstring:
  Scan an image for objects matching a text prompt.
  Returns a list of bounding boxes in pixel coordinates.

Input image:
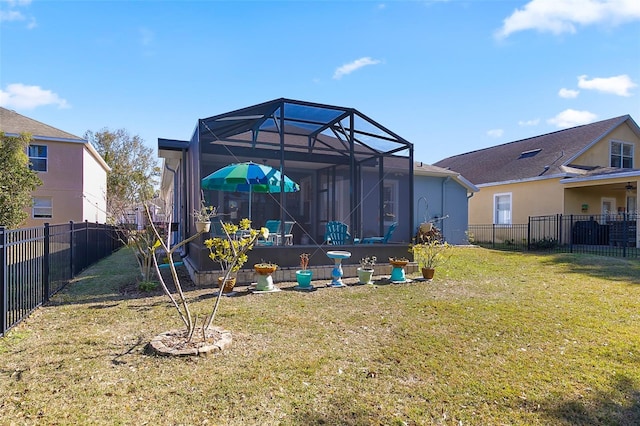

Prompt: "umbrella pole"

[248,186,252,221]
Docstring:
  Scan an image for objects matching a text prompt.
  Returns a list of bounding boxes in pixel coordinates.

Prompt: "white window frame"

[28,144,48,172]
[610,140,634,169]
[32,197,52,219]
[493,192,512,225]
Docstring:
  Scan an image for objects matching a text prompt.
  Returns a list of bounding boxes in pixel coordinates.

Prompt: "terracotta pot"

[217,276,237,293]
[422,267,435,280]
[254,263,277,275]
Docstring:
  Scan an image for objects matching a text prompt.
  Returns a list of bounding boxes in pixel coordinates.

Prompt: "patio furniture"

[360,222,398,244]
[262,219,295,245]
[325,221,352,245]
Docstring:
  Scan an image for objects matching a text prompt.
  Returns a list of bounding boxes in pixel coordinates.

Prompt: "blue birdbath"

[327,250,351,287]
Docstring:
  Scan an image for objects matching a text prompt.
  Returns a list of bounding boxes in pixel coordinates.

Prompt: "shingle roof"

[433,115,638,185]
[0,107,83,141]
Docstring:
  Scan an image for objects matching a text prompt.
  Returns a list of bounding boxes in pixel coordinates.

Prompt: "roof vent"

[519,148,541,159]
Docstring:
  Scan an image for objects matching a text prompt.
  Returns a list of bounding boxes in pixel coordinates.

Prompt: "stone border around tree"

[147,327,232,357]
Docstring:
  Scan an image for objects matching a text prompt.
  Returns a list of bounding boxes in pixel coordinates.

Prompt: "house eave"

[561,169,640,184]
[476,173,569,188]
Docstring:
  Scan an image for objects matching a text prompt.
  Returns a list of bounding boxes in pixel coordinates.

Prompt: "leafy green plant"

[411,236,453,269]
[192,198,217,222]
[137,280,159,292]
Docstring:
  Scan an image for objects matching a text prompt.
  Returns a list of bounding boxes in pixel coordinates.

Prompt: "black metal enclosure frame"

[159,98,415,271]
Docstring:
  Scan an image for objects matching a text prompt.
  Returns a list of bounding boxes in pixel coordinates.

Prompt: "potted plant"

[411,236,452,280]
[192,198,217,233]
[295,253,313,289]
[388,256,409,282]
[204,219,265,293]
[388,256,409,267]
[357,256,376,284]
[253,260,278,292]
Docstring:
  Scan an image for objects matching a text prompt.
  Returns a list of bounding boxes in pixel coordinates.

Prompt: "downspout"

[441,177,451,238]
[164,162,179,244]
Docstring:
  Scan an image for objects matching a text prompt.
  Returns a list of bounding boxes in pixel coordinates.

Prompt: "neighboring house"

[413,162,478,245]
[434,115,640,245]
[0,107,110,227]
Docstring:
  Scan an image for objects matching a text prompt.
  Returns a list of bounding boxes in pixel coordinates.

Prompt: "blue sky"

[1,0,639,164]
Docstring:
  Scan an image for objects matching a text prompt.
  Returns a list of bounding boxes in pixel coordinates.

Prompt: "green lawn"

[1,246,639,425]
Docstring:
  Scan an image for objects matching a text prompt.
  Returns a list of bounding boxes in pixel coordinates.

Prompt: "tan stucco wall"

[22,140,108,227]
[573,122,640,167]
[469,178,564,224]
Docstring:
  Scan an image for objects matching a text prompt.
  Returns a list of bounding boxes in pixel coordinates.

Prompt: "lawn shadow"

[540,253,640,285]
[542,375,640,425]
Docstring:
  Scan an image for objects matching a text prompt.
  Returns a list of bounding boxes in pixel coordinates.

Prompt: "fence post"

[492,224,496,249]
[623,212,628,258]
[85,220,90,270]
[569,214,574,253]
[1,226,7,335]
[43,223,50,302]
[69,221,74,276]
[557,214,563,250]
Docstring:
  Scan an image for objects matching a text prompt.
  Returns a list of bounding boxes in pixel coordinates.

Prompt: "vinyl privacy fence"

[1,221,124,336]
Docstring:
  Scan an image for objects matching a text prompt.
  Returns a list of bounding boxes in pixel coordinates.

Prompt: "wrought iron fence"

[1,221,124,336]
[468,214,639,258]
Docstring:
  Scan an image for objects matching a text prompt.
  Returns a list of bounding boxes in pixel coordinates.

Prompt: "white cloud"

[0,83,70,110]
[487,129,504,138]
[558,88,580,98]
[518,118,540,126]
[547,109,597,128]
[0,0,36,28]
[333,57,381,80]
[495,0,640,39]
[577,74,637,96]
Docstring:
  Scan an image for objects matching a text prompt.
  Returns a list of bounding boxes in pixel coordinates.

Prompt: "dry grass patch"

[1,247,639,425]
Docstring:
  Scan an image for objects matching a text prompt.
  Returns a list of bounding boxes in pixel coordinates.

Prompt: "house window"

[33,197,52,219]
[28,145,48,172]
[494,193,512,225]
[610,141,633,168]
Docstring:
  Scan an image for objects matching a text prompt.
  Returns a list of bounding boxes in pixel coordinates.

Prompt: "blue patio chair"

[360,222,398,244]
[325,221,352,245]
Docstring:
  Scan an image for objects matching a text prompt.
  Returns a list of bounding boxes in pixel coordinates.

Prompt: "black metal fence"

[468,214,639,258]
[1,221,124,336]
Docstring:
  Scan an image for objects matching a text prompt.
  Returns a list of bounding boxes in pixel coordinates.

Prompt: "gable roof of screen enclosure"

[192,98,414,167]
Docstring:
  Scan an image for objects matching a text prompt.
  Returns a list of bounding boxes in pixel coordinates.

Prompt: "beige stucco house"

[0,107,110,227]
[434,115,640,245]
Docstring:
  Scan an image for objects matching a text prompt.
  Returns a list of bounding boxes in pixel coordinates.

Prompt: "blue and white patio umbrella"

[200,161,300,221]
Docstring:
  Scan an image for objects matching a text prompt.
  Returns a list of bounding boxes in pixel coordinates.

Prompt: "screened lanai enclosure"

[158,98,414,271]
